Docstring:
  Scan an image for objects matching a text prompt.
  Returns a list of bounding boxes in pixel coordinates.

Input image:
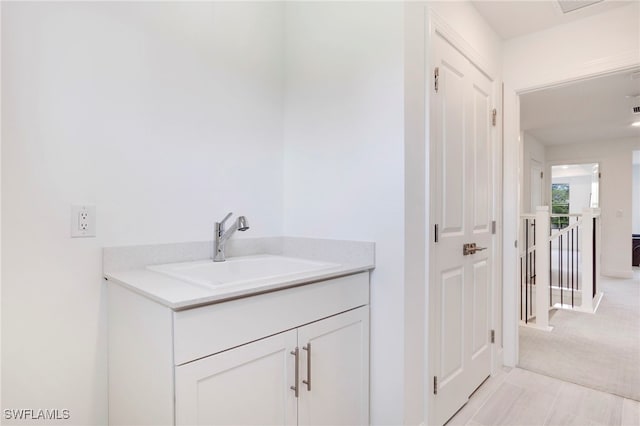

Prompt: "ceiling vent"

[557,0,604,14]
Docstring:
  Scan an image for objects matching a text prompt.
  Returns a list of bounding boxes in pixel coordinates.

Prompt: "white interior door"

[430,31,494,426]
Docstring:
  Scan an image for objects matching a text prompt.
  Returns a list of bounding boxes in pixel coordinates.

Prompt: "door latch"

[463,243,488,256]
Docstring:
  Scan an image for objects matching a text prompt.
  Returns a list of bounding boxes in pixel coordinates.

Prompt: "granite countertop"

[103,237,375,310]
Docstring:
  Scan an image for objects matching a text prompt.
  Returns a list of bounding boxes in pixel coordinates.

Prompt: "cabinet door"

[175,330,297,426]
[297,307,369,426]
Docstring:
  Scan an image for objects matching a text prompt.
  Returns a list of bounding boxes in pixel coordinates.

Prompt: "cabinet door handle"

[302,343,311,391]
[290,347,299,398]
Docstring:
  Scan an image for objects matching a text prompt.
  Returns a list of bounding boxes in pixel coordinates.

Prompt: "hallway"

[519,269,640,401]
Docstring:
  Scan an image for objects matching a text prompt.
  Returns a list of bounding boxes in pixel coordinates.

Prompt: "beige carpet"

[518,269,640,401]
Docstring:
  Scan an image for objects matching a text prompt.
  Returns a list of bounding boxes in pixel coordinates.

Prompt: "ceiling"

[520,69,640,146]
[551,163,598,178]
[473,1,640,146]
[471,0,633,40]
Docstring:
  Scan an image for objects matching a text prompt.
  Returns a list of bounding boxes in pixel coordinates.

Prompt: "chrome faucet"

[213,212,249,262]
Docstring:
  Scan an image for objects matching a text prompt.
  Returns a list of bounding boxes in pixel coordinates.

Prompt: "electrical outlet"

[79,209,89,231]
[71,204,96,238]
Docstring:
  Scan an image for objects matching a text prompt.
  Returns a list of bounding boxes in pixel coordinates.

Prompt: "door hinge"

[434,67,439,93]
[433,376,438,395]
[491,108,497,126]
[491,220,496,235]
[490,329,495,344]
[599,172,601,178]
[435,224,439,243]
[540,171,544,179]
[514,240,518,248]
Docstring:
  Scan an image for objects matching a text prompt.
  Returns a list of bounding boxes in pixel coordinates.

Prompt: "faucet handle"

[218,212,233,226]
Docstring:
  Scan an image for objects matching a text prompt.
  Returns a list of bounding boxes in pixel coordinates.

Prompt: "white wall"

[282,3,406,423]
[522,133,547,213]
[2,2,284,424]
[403,4,428,423]
[633,160,640,235]
[546,139,640,278]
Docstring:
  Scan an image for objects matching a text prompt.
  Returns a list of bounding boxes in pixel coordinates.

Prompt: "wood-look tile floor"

[447,367,640,426]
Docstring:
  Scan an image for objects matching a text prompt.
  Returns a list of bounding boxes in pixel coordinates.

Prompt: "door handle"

[463,243,488,256]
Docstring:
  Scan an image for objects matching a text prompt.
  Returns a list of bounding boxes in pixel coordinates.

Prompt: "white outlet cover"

[71,204,96,238]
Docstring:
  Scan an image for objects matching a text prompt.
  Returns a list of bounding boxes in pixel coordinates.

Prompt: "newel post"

[535,206,550,329]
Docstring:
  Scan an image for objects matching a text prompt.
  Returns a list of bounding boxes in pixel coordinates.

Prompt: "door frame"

[503,66,640,367]
[426,8,503,425]
[529,159,544,213]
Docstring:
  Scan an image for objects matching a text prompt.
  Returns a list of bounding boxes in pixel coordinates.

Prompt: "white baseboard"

[519,321,553,332]
[530,286,583,305]
[601,269,633,279]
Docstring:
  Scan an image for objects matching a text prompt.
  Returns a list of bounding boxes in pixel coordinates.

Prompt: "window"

[551,183,570,229]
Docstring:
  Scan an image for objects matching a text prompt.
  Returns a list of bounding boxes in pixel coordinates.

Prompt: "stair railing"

[519,207,601,331]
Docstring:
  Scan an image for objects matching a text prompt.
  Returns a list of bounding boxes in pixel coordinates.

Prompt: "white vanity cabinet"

[108,271,370,426]
[175,307,368,426]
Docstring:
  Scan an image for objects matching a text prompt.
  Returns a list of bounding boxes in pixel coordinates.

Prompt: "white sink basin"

[147,255,341,289]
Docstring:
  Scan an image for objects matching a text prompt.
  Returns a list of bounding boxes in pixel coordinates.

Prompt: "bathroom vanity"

[104,238,374,426]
